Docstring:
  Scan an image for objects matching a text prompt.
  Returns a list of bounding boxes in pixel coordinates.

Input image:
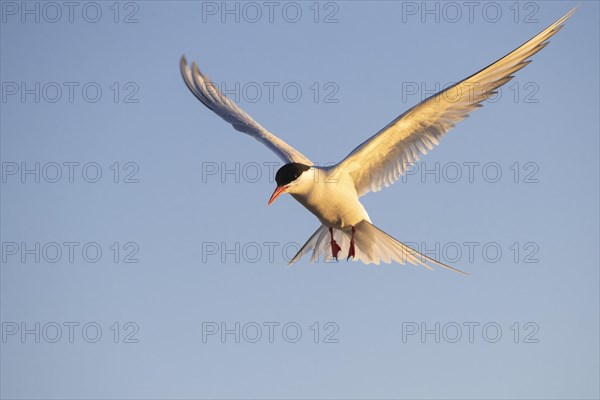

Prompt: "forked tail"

[289,220,468,275]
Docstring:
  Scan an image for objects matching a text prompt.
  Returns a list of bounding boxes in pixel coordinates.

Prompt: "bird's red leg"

[347,226,356,261]
[329,227,341,260]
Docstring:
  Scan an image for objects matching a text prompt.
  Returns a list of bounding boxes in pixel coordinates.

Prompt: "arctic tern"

[180,8,575,273]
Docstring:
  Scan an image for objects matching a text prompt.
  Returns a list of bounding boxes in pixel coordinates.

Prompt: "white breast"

[290,167,370,230]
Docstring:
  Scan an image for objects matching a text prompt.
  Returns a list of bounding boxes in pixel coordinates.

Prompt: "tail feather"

[288,221,468,275]
[288,225,325,265]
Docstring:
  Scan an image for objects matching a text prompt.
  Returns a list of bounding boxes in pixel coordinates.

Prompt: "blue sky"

[1,1,599,399]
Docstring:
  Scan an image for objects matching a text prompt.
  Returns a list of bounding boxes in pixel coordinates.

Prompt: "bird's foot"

[331,240,342,261]
[329,227,342,261]
[347,226,356,261]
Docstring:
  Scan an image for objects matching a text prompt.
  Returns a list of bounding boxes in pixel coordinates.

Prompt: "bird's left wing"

[335,8,575,196]
[180,56,312,165]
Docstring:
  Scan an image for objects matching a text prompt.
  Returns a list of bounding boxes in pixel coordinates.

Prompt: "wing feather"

[336,8,576,196]
[180,56,312,165]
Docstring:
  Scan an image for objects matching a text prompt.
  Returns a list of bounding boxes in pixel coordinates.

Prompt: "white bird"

[180,8,575,274]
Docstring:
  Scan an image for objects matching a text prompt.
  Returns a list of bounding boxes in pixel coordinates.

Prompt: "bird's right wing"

[180,56,312,165]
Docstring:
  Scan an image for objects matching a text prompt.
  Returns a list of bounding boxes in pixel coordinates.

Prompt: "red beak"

[268,185,288,206]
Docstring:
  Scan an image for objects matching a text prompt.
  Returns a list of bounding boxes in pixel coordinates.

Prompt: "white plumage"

[180,8,575,274]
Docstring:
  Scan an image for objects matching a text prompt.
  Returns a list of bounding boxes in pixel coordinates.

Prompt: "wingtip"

[180,55,190,72]
[437,261,470,276]
[179,56,188,77]
[191,61,200,75]
[560,5,578,24]
[569,4,580,14]
[286,257,300,267]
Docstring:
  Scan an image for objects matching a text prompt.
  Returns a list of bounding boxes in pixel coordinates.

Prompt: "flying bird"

[180,8,575,273]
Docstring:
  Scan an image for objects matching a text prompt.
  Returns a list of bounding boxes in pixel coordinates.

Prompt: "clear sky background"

[1,1,598,399]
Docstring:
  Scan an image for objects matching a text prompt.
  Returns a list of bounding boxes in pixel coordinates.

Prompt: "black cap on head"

[275,163,310,186]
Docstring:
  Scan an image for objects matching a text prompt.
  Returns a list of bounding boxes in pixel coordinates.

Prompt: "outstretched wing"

[180,56,312,165]
[336,8,575,196]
